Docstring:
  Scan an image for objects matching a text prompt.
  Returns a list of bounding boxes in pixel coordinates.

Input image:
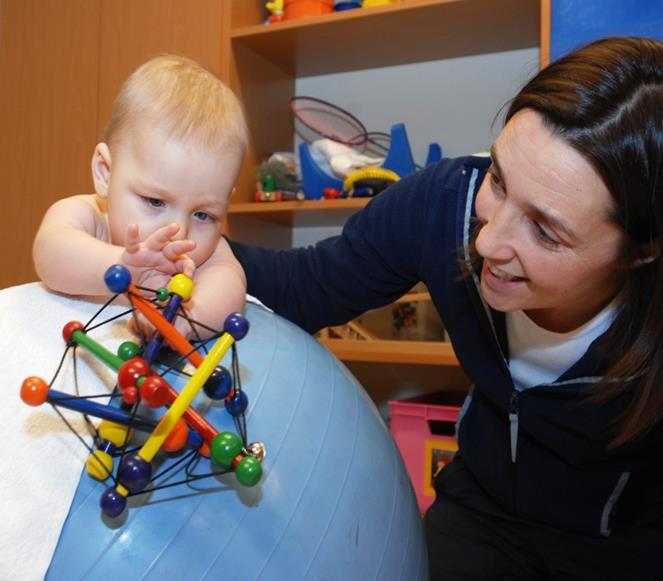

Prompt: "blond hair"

[103,54,248,154]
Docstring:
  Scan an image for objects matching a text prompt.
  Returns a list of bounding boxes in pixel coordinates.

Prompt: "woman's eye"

[533,222,559,247]
[487,168,504,192]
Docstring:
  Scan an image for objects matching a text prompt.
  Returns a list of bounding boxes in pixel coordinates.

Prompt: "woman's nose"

[474,206,515,261]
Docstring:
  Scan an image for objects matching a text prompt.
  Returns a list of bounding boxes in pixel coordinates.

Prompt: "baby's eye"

[193,210,214,222]
[146,197,165,208]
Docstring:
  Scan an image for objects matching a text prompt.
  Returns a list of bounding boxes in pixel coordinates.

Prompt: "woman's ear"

[91,143,112,198]
[632,240,659,267]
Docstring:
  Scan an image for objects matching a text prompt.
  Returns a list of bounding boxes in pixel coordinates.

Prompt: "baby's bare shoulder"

[43,194,108,235]
[200,236,238,267]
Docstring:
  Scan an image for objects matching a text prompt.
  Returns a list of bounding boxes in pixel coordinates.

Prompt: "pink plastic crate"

[389,390,467,514]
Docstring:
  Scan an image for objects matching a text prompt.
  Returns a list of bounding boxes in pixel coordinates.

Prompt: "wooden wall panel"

[0,0,225,290]
[96,0,224,136]
[0,0,101,288]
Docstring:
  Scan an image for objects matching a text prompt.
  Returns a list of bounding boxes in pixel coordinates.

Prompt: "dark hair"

[506,36,663,446]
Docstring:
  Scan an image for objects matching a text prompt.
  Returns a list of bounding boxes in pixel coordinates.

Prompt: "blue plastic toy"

[299,123,442,199]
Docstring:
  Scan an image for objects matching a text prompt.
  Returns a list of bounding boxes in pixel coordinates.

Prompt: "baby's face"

[105,124,242,266]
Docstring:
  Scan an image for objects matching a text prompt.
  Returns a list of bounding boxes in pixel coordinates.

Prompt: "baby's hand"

[122,224,196,284]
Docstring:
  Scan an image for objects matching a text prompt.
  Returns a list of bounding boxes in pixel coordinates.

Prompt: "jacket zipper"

[509,391,519,463]
[464,166,519,462]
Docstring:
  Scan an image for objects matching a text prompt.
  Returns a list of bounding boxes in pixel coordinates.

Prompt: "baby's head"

[92,55,248,266]
[102,54,248,156]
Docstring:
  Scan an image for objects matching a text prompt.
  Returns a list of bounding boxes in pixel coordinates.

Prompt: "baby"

[33,55,248,339]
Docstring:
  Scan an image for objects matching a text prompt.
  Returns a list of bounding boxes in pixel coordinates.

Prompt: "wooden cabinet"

[0,0,227,290]
[0,0,101,289]
[220,0,541,367]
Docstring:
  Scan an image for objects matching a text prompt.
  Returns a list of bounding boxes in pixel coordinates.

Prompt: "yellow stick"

[115,332,235,497]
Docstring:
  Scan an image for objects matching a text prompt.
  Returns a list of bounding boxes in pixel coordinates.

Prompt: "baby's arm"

[33,196,194,295]
[177,238,247,340]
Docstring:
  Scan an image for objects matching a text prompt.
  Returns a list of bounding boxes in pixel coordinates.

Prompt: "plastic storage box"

[389,390,467,514]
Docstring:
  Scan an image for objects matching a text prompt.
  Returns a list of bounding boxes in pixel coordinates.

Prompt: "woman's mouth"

[482,263,529,290]
[487,264,527,282]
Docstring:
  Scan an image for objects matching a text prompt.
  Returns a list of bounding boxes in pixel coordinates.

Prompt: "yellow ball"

[99,420,131,447]
[168,274,194,301]
[86,450,114,481]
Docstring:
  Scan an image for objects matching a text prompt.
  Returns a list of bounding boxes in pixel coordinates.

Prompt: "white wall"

[292,46,539,247]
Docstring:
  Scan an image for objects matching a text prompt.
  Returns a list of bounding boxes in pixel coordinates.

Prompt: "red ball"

[62,321,84,343]
[117,357,150,389]
[140,375,170,408]
[122,386,139,405]
[20,376,49,406]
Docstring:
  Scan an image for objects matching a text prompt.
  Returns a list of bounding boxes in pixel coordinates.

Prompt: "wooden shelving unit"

[229,0,540,78]
[228,198,370,227]
[230,0,539,77]
[221,0,541,366]
[223,0,540,207]
[320,338,458,366]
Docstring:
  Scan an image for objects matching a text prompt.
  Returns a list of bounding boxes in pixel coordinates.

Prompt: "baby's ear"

[91,143,112,198]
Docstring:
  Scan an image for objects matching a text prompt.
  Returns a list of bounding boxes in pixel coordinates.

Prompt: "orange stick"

[127,284,217,446]
[129,284,204,367]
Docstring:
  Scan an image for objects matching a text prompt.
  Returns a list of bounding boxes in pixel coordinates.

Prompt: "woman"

[229,37,663,579]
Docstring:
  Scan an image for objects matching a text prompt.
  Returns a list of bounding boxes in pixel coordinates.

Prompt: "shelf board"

[319,338,459,366]
[231,0,540,77]
[228,197,370,226]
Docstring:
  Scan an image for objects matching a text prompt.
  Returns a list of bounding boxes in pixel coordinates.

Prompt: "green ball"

[117,341,141,361]
[210,431,243,469]
[155,287,170,302]
[235,456,263,487]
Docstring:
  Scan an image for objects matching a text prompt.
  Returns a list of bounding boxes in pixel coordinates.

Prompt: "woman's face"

[474,109,626,332]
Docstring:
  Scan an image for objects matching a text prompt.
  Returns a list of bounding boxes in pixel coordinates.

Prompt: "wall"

[551,0,663,62]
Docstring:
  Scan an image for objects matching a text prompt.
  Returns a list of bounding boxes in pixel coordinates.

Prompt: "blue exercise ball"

[46,303,428,580]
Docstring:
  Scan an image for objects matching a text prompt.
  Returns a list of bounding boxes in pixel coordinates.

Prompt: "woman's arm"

[228,166,440,333]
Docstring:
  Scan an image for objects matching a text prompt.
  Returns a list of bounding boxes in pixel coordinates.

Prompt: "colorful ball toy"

[15,266,426,579]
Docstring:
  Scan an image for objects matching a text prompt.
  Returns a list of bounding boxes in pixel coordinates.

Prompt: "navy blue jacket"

[229,156,663,537]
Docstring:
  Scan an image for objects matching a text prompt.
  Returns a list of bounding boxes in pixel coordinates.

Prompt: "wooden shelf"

[230,0,540,77]
[319,338,459,366]
[228,198,370,227]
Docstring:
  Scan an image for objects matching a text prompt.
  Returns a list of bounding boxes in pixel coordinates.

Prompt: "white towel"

[0,283,135,580]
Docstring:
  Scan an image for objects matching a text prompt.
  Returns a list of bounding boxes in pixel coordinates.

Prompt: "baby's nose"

[170,221,189,241]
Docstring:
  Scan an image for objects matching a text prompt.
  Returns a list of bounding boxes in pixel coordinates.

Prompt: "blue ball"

[225,390,248,417]
[203,366,233,400]
[223,313,249,341]
[118,454,152,493]
[99,487,127,518]
[104,264,132,293]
